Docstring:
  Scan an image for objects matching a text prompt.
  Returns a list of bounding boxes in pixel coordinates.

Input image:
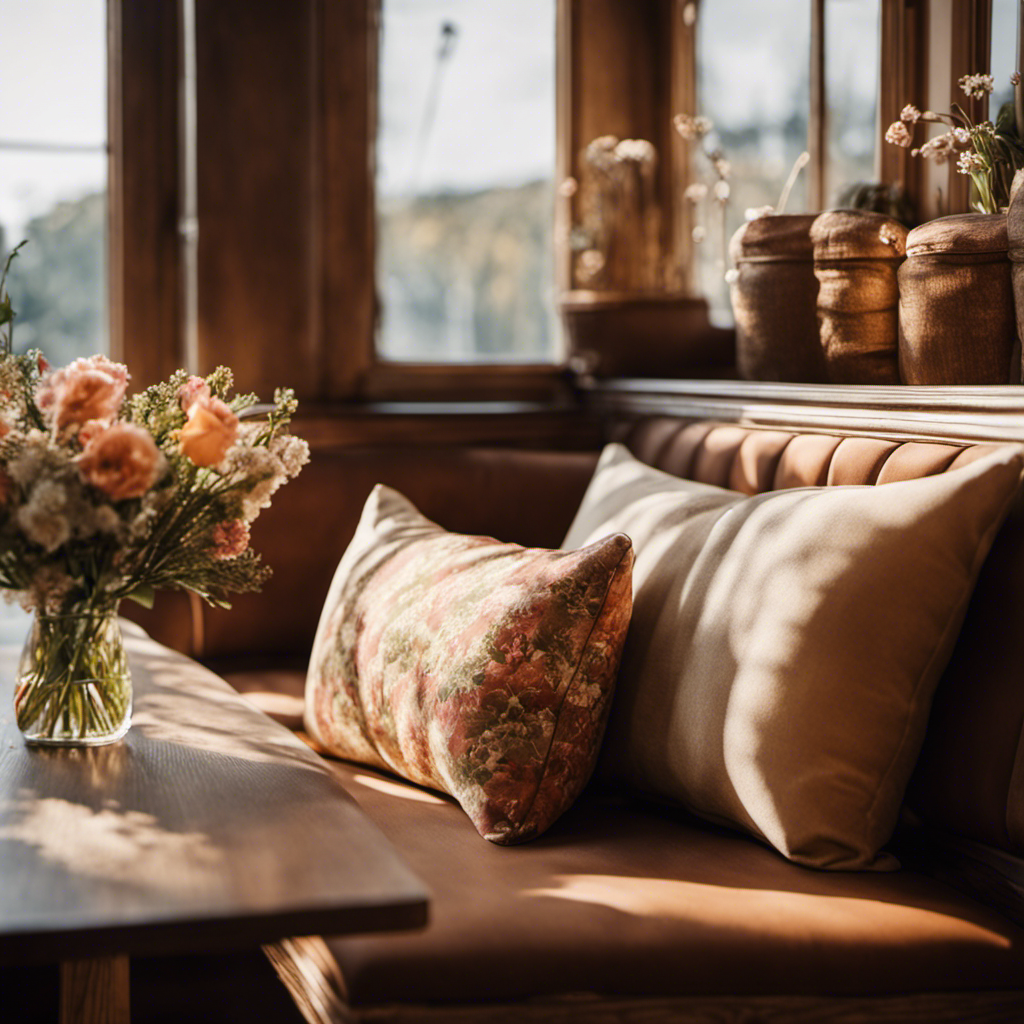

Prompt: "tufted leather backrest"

[620,416,1004,493]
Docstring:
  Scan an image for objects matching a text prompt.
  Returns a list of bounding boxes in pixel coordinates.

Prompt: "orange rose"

[179,395,238,467]
[78,423,162,501]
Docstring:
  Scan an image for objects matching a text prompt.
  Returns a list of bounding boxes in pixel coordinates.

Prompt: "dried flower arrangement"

[0,245,308,743]
[884,72,1024,214]
[566,135,664,292]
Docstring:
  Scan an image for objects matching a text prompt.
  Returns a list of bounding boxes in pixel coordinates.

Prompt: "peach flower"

[37,355,129,429]
[179,395,238,467]
[210,519,250,559]
[178,375,211,412]
[78,423,163,501]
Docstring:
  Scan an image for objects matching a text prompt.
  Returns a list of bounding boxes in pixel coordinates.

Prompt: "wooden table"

[0,627,429,1023]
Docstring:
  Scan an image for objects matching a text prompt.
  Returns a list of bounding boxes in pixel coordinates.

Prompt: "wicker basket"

[898,213,1015,385]
[728,215,825,382]
[811,210,907,384]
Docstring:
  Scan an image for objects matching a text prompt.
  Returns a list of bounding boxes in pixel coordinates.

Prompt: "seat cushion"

[316,761,1024,1007]
[561,443,1024,869]
[304,485,633,844]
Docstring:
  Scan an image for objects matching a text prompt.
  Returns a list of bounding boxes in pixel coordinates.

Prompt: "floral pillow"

[304,485,633,844]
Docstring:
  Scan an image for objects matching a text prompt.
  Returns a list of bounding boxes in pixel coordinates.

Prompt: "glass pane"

[376,0,557,363]
[990,0,1019,121]
[826,0,880,205]
[695,0,811,324]
[0,0,107,365]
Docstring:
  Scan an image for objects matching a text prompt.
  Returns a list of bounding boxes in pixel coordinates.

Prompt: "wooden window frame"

[109,0,1015,410]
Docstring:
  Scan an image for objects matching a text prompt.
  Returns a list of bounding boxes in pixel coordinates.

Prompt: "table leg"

[60,955,130,1024]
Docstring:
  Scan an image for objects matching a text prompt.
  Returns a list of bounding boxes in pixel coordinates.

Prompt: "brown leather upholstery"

[152,447,599,662]
[624,418,972,491]
[321,760,1024,1007]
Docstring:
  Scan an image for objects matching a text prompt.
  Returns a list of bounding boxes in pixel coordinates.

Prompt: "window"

[990,0,1019,117]
[0,0,107,366]
[375,0,559,364]
[692,0,880,323]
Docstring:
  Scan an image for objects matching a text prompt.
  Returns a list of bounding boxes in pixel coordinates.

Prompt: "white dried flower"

[957,150,986,175]
[557,177,578,198]
[724,268,740,284]
[745,206,775,221]
[952,127,971,144]
[1012,71,1022,87]
[270,434,309,479]
[885,121,913,147]
[913,131,958,164]
[691,225,707,243]
[712,157,731,180]
[614,138,656,164]
[672,113,713,141]
[900,104,922,123]
[878,225,906,255]
[584,135,620,171]
[17,480,70,552]
[577,249,604,280]
[959,73,995,99]
[712,180,731,202]
[684,182,708,202]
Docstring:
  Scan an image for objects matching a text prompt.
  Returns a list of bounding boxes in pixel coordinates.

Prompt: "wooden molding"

[108,0,184,389]
[585,378,1024,444]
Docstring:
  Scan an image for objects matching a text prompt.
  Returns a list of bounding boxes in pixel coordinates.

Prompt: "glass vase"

[14,605,132,746]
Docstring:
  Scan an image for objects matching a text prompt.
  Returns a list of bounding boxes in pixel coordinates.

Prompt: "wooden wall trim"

[108,0,184,390]
[878,0,929,215]
[586,378,1024,444]
[293,401,599,453]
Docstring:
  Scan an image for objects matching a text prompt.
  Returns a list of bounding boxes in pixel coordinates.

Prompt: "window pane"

[376,0,557,363]
[990,0,1019,120]
[696,0,811,324]
[0,0,107,365]
[826,0,880,205]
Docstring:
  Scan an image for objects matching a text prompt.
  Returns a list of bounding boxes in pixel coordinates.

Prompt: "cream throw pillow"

[563,443,1024,869]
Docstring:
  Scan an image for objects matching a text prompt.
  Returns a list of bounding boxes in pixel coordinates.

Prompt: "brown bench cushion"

[310,760,1024,1007]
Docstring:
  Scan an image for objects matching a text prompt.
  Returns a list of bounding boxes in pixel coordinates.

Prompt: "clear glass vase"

[14,605,132,746]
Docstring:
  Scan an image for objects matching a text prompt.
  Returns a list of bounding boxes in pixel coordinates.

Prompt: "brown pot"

[559,291,734,378]
[728,214,825,383]
[811,209,907,384]
[898,213,1015,385]
[1006,188,1024,383]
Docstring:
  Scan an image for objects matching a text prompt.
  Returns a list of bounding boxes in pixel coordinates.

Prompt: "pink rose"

[77,418,111,448]
[179,395,238,467]
[210,519,250,559]
[77,423,162,501]
[37,355,129,429]
[178,375,211,412]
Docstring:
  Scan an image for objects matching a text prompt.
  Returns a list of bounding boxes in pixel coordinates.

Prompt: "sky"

[0,0,106,241]
[377,0,556,199]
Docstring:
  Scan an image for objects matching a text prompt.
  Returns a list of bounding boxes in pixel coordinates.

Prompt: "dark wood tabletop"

[0,627,429,967]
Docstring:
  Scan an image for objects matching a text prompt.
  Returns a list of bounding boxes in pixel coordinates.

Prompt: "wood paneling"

[194,0,320,399]
[108,0,183,390]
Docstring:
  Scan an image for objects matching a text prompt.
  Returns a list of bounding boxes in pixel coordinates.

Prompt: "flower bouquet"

[884,72,1024,214]
[0,247,308,745]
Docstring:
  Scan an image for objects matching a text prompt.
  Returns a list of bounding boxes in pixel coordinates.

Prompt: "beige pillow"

[563,443,1024,869]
